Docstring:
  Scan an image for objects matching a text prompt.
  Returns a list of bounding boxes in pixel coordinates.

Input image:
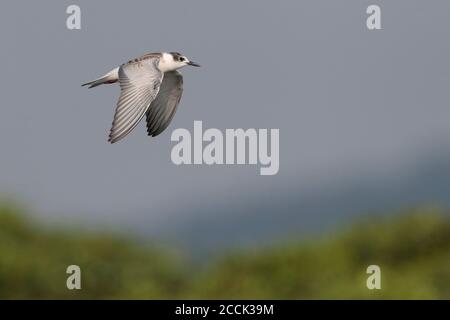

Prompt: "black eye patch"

[170,52,182,60]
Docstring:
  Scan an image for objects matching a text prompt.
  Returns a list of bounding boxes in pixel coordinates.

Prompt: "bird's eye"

[179,57,185,62]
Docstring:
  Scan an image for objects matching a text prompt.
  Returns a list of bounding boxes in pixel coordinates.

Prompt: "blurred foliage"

[0,203,185,299]
[0,203,449,299]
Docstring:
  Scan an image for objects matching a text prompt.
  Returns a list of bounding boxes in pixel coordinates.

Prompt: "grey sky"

[1,1,450,246]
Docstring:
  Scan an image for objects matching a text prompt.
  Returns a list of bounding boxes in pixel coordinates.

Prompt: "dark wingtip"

[108,133,119,144]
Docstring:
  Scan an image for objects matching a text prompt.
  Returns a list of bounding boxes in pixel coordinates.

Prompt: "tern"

[82,52,200,143]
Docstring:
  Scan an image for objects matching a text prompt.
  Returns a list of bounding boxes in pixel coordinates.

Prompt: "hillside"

[0,203,449,299]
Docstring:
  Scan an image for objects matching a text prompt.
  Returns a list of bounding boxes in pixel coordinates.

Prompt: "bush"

[1,203,449,299]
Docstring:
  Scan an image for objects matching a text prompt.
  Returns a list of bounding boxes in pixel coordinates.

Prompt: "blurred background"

[0,0,449,299]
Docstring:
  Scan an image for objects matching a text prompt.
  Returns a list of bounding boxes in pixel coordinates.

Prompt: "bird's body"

[82,52,200,143]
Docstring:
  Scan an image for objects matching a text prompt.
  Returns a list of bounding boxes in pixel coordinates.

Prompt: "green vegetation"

[0,203,449,299]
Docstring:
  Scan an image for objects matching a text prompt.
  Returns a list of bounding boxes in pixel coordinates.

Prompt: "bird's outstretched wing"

[109,58,163,143]
[146,71,183,137]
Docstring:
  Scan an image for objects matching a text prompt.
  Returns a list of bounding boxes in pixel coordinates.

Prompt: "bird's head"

[159,52,200,72]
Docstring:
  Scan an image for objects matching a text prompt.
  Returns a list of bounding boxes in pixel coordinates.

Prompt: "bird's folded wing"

[146,71,184,137]
[109,59,163,143]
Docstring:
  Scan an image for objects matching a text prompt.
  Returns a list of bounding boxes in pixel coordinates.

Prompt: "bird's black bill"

[188,61,201,67]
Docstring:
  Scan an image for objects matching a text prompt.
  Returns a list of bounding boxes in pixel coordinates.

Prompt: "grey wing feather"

[146,71,183,137]
[109,58,163,143]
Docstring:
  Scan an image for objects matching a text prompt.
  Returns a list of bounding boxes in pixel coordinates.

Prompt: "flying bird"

[82,52,200,143]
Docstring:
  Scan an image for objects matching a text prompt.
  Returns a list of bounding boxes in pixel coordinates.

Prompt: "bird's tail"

[82,67,119,88]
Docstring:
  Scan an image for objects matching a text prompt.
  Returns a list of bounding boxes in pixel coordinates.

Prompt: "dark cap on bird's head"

[170,52,200,67]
